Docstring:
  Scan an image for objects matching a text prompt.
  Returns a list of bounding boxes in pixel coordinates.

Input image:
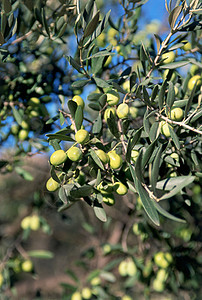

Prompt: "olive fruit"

[21,260,33,272]
[154,251,173,269]
[181,40,191,51]
[161,51,175,64]
[170,107,184,121]
[75,129,90,144]
[108,151,123,169]
[29,215,40,231]
[188,75,202,90]
[122,80,130,92]
[160,121,171,138]
[18,129,29,141]
[67,147,82,161]
[46,177,60,192]
[116,103,129,119]
[129,106,138,119]
[131,149,139,162]
[71,291,82,300]
[114,182,128,195]
[104,107,116,122]
[97,181,114,194]
[95,149,109,164]
[50,150,67,166]
[29,97,40,105]
[106,89,120,106]
[11,124,19,135]
[81,287,92,299]
[21,120,29,130]
[152,279,165,292]
[72,95,85,108]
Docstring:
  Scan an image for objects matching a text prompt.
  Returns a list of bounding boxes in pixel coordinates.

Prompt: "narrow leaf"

[151,144,163,192]
[90,149,105,170]
[75,105,84,130]
[126,127,142,162]
[135,179,160,226]
[153,201,185,223]
[93,202,107,222]
[142,140,157,169]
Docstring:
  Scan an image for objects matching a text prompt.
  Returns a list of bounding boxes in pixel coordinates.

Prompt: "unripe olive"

[106,89,120,106]
[190,65,199,76]
[122,295,132,300]
[97,181,114,194]
[118,260,128,276]
[0,273,3,287]
[95,149,109,164]
[129,106,138,119]
[21,260,33,272]
[108,151,123,169]
[160,121,171,138]
[170,107,184,121]
[131,149,139,162]
[122,80,130,92]
[104,56,112,67]
[114,182,128,195]
[46,177,60,192]
[29,215,40,231]
[50,150,67,166]
[71,291,82,300]
[18,129,29,141]
[21,120,29,130]
[181,40,192,51]
[152,278,165,292]
[21,216,31,230]
[161,51,175,64]
[81,287,92,299]
[116,103,129,119]
[126,259,137,277]
[75,129,90,144]
[72,95,85,109]
[188,75,202,90]
[104,107,116,122]
[11,124,19,135]
[67,147,82,161]
[29,97,40,106]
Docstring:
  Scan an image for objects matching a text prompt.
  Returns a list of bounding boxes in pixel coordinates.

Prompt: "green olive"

[50,150,67,166]
[72,95,85,108]
[75,129,90,145]
[114,182,128,195]
[67,147,82,161]
[106,89,120,106]
[108,151,123,169]
[46,177,60,192]
[116,103,129,119]
[95,149,109,164]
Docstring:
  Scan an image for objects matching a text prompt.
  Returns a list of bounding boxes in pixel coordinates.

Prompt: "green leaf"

[42,7,50,37]
[12,107,23,125]
[28,250,54,259]
[47,134,74,142]
[151,144,163,192]
[151,85,159,102]
[92,113,102,134]
[149,122,160,142]
[55,22,67,39]
[156,175,195,191]
[93,77,111,89]
[158,80,167,109]
[169,127,180,150]
[70,185,93,198]
[184,83,197,118]
[135,149,144,183]
[126,127,142,162]
[93,202,107,222]
[88,102,100,111]
[159,176,195,200]
[50,166,60,183]
[66,56,83,74]
[153,201,185,223]
[90,149,105,170]
[58,187,68,204]
[75,105,84,130]
[135,179,160,226]
[190,109,202,123]
[84,10,100,38]
[106,112,120,139]
[59,112,65,126]
[166,81,175,109]
[49,139,61,151]
[99,94,107,108]
[15,167,34,181]
[71,79,90,88]
[159,61,189,69]
[169,5,182,29]
[92,10,111,39]
[68,100,77,119]
[142,140,157,169]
